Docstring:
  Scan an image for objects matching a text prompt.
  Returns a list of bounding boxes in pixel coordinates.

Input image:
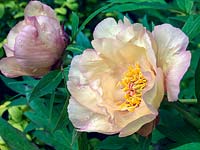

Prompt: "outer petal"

[0,57,29,77]
[5,21,26,51]
[152,24,191,101]
[24,0,57,19]
[93,18,121,39]
[143,68,164,109]
[68,98,119,134]
[0,57,51,77]
[14,23,57,69]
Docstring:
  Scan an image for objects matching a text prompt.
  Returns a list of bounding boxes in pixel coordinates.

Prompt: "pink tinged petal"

[14,23,57,68]
[0,57,51,77]
[93,18,121,39]
[152,24,191,101]
[24,1,57,19]
[3,44,14,57]
[68,98,119,134]
[0,57,29,77]
[26,16,66,53]
[5,21,26,51]
[166,51,191,101]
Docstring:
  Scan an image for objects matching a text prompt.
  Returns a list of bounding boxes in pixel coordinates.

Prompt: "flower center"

[118,64,147,112]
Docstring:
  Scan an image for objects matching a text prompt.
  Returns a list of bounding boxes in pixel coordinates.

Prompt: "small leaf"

[0,117,39,150]
[29,70,62,100]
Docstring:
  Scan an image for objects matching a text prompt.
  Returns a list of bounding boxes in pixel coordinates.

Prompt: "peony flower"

[0,1,67,78]
[67,17,191,137]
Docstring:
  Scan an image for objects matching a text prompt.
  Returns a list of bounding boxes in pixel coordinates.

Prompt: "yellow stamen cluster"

[118,64,147,112]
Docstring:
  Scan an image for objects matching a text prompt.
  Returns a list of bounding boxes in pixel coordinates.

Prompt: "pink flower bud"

[0,1,67,77]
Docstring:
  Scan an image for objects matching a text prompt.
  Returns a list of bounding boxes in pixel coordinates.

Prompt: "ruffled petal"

[93,18,121,39]
[24,1,57,19]
[68,98,119,134]
[152,24,191,101]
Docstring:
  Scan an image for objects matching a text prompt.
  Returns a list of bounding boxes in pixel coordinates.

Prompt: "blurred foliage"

[0,0,200,149]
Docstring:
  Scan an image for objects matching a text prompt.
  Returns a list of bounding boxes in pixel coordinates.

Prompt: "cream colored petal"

[68,98,119,134]
[152,24,191,101]
[114,100,157,132]
[67,81,105,115]
[24,1,57,19]
[93,18,120,39]
[143,68,164,109]
[119,114,156,137]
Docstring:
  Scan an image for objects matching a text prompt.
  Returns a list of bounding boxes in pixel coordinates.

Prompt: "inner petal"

[117,64,147,112]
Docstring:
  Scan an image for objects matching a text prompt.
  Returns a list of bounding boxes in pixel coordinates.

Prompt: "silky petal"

[143,68,164,109]
[166,51,191,101]
[0,57,29,77]
[3,44,14,57]
[68,98,119,134]
[114,100,157,132]
[93,18,120,39]
[14,24,58,69]
[5,21,26,51]
[24,1,57,19]
[119,114,156,137]
[0,57,51,77]
[152,24,191,101]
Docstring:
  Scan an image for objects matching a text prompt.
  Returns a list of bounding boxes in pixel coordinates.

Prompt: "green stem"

[178,99,198,104]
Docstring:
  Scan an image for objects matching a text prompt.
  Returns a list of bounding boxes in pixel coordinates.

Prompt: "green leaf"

[175,0,193,14]
[29,70,62,100]
[104,2,169,13]
[0,75,26,94]
[195,57,200,103]
[157,109,200,144]
[98,135,139,150]
[0,3,4,18]
[71,12,79,39]
[76,32,91,49]
[182,15,200,40]
[33,128,78,150]
[0,117,39,150]
[9,97,27,107]
[78,3,114,33]
[171,143,200,150]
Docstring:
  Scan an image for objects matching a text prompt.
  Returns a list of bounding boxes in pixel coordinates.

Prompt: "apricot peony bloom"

[67,17,191,137]
[0,1,67,77]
